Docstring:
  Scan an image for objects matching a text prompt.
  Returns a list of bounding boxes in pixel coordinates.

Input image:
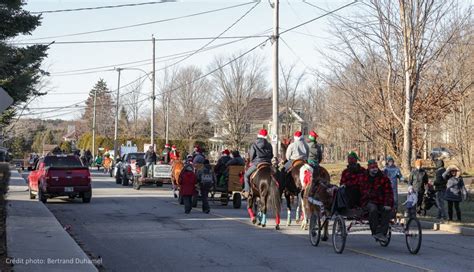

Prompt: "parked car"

[430,147,452,160]
[28,154,92,203]
[115,152,145,186]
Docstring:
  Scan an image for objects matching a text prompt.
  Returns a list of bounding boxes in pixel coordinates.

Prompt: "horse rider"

[307,130,323,168]
[361,159,394,243]
[161,143,171,164]
[340,151,366,209]
[243,129,273,198]
[170,145,180,162]
[284,131,309,172]
[214,149,231,182]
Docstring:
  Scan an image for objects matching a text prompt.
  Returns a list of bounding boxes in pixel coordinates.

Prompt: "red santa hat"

[257,129,268,138]
[309,131,318,141]
[222,149,230,156]
[165,143,170,148]
[171,145,177,150]
[294,131,302,140]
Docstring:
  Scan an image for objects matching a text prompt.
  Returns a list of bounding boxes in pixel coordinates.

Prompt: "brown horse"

[171,160,184,198]
[287,161,330,229]
[307,169,335,241]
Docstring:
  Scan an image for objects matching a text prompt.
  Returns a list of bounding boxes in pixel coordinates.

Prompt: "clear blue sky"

[18,0,359,120]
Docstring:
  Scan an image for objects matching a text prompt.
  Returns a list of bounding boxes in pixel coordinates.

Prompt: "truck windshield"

[44,156,83,167]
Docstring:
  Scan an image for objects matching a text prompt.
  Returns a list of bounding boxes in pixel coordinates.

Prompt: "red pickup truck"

[28,154,92,203]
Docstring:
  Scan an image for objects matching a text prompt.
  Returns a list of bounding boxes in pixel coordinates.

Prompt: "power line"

[12,35,269,45]
[31,1,173,14]
[25,2,256,41]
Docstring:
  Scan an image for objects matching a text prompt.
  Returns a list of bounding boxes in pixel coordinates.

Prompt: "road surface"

[36,170,474,272]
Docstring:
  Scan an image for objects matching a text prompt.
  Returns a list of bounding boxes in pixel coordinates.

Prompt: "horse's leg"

[260,192,268,228]
[285,192,292,226]
[247,195,256,224]
[295,193,301,224]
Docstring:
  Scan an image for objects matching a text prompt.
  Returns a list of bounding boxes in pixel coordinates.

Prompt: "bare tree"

[279,62,305,139]
[123,79,147,138]
[210,53,267,149]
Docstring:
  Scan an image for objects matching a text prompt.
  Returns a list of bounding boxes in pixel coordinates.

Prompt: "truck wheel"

[233,193,242,209]
[38,188,47,203]
[29,186,36,200]
[121,175,129,186]
[82,192,92,203]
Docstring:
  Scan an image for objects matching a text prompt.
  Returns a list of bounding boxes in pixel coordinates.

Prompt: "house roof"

[247,97,305,123]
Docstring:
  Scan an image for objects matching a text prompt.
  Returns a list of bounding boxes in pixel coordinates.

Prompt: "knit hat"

[294,131,302,141]
[309,131,318,141]
[386,156,394,162]
[171,145,177,150]
[165,143,170,148]
[222,149,230,156]
[367,159,378,167]
[348,151,359,161]
[258,129,268,138]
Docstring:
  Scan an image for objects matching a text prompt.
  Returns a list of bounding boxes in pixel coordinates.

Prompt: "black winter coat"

[249,138,273,164]
[308,141,323,164]
[433,160,447,191]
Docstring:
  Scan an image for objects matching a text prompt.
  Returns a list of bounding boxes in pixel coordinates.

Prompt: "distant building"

[209,97,308,160]
[62,125,77,142]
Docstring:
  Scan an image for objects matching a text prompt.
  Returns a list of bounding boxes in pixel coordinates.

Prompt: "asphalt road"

[40,170,474,272]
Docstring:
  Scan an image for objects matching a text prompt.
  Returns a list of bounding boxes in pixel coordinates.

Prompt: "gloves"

[383,206,392,211]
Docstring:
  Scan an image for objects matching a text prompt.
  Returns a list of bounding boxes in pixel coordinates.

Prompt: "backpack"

[200,169,214,185]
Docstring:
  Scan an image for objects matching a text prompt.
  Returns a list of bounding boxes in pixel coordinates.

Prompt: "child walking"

[179,164,197,214]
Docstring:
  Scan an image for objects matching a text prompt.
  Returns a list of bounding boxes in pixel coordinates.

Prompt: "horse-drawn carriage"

[307,187,422,255]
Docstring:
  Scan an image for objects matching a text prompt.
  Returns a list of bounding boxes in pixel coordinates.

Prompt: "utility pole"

[92,87,97,158]
[271,0,280,157]
[114,68,122,161]
[151,36,156,149]
[165,95,169,144]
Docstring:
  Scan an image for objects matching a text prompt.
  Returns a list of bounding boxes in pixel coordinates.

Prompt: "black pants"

[447,201,461,221]
[367,203,390,235]
[183,196,192,214]
[200,187,210,213]
[416,191,424,213]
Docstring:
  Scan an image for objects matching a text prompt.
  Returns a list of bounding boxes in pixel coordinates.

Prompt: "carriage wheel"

[233,193,242,209]
[379,227,391,247]
[405,218,422,254]
[332,215,347,254]
[309,212,321,247]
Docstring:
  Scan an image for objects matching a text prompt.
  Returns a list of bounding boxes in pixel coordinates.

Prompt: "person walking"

[197,159,215,214]
[179,164,197,214]
[383,156,403,208]
[443,165,468,222]
[409,159,429,214]
[433,160,447,220]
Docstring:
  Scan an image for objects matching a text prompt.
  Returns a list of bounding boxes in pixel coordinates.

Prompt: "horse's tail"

[268,172,281,216]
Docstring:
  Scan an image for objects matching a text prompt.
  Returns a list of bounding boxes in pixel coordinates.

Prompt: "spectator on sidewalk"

[383,156,403,208]
[443,165,468,222]
[409,159,429,214]
[433,160,447,220]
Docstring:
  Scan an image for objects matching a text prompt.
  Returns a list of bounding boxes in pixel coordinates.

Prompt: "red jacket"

[179,170,197,196]
[340,165,367,189]
[360,171,394,207]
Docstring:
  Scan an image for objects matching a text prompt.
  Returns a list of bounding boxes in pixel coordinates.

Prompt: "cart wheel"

[132,177,141,190]
[309,212,321,247]
[221,193,229,206]
[192,195,198,207]
[233,193,242,209]
[380,227,391,247]
[332,215,346,254]
[405,218,422,254]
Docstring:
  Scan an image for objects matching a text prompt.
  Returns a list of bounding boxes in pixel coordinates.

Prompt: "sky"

[15,0,361,120]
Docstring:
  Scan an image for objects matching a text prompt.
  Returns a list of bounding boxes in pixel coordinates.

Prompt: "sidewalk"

[6,170,97,271]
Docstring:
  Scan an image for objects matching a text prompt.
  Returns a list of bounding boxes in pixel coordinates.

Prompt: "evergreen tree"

[82,79,114,138]
[0,1,49,125]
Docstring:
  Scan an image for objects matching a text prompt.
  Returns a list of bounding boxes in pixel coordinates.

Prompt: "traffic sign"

[0,87,13,113]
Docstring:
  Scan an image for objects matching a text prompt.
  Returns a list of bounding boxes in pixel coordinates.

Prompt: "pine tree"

[0,1,49,126]
[82,79,114,138]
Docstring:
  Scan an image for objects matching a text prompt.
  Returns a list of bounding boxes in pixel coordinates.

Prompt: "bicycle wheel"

[309,212,321,246]
[332,215,346,254]
[380,227,391,247]
[405,218,422,254]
